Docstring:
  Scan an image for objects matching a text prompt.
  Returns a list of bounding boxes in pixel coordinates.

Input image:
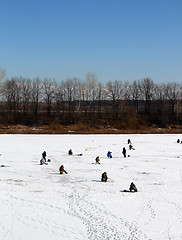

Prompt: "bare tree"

[30,77,42,116]
[96,82,105,117]
[0,66,6,102]
[165,82,179,114]
[54,81,66,113]
[86,72,97,115]
[106,80,123,119]
[139,78,156,114]
[42,79,56,115]
[1,78,21,114]
[19,77,31,113]
[131,80,141,111]
[64,78,76,114]
[75,79,85,112]
[0,65,6,85]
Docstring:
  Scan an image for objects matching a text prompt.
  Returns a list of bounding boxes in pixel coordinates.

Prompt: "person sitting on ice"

[107,151,112,158]
[129,144,135,150]
[68,149,73,155]
[42,151,46,162]
[129,182,137,192]
[101,172,108,182]
[40,158,46,165]
[95,156,100,164]
[177,139,180,143]
[59,165,68,174]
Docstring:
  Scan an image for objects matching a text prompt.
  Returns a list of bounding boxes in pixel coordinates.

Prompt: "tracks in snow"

[66,182,152,240]
[0,193,80,240]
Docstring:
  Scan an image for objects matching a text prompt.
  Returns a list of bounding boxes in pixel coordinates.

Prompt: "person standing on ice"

[59,165,68,174]
[122,147,126,157]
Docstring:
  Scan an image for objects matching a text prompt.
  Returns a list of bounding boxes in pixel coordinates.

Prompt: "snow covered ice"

[0,134,182,240]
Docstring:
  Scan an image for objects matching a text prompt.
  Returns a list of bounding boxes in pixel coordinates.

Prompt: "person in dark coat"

[68,149,73,155]
[129,182,137,192]
[101,172,108,182]
[128,139,131,144]
[59,165,68,174]
[40,158,46,165]
[122,147,126,157]
[42,151,46,161]
[129,144,135,150]
[177,139,180,143]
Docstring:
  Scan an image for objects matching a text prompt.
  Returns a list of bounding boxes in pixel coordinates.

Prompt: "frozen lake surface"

[0,134,182,240]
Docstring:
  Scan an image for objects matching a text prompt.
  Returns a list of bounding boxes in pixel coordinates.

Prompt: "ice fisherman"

[42,151,46,161]
[101,172,108,182]
[129,144,135,150]
[129,182,138,192]
[68,149,73,155]
[59,165,68,174]
[95,156,100,164]
[40,151,47,165]
[107,151,112,158]
[177,139,180,143]
[123,182,138,192]
[40,158,46,165]
[122,147,126,157]
[128,139,131,144]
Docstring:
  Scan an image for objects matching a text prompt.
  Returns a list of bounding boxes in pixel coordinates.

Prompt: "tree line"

[0,73,182,129]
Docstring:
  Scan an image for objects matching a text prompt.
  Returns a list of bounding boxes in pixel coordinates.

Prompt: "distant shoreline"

[0,125,182,134]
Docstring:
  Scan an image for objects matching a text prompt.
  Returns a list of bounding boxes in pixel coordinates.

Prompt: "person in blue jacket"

[107,151,112,158]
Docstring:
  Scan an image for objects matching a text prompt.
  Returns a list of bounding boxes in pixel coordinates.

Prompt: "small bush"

[48,122,64,131]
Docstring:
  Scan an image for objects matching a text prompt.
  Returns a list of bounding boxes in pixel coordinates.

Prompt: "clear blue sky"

[0,0,181,83]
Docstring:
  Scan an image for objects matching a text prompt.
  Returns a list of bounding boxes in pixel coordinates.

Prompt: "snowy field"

[0,134,182,240]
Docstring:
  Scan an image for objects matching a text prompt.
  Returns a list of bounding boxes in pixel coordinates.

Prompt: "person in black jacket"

[129,144,135,150]
[129,182,137,192]
[68,149,73,155]
[101,172,108,182]
[122,147,126,158]
[42,151,46,161]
